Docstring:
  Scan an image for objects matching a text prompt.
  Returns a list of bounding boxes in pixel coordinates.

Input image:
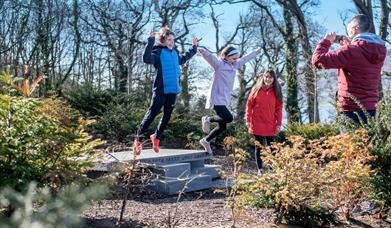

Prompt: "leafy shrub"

[364,96,391,213]
[285,123,339,142]
[91,102,141,141]
[66,85,152,142]
[236,130,373,226]
[164,106,205,148]
[340,95,391,215]
[65,83,114,117]
[90,92,148,142]
[0,181,108,227]
[0,72,104,190]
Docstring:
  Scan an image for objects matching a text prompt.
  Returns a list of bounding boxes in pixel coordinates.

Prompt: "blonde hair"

[250,69,283,102]
[157,26,175,45]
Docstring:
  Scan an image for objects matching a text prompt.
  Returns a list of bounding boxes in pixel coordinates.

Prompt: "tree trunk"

[236,66,247,120]
[379,0,389,41]
[283,6,300,123]
[286,0,319,122]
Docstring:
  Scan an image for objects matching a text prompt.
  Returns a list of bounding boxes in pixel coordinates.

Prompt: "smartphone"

[334,35,344,43]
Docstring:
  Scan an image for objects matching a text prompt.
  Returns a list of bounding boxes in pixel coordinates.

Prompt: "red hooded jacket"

[312,33,386,112]
[246,86,283,136]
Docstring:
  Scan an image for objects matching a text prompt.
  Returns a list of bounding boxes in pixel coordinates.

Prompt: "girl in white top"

[199,46,261,154]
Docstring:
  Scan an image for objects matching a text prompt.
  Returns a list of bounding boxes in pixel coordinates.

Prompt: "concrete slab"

[92,149,210,171]
[91,148,221,195]
[146,174,212,195]
[110,149,209,164]
[152,163,191,178]
[192,164,222,179]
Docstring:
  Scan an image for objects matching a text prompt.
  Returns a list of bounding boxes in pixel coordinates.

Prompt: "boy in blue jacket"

[133,27,199,155]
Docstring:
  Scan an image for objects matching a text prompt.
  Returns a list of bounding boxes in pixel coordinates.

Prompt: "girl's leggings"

[205,105,233,142]
[254,135,274,170]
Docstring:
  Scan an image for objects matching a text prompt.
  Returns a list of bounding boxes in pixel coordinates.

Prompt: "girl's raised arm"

[236,48,261,68]
[199,48,221,70]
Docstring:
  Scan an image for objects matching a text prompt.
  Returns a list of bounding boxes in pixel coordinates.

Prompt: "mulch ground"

[82,154,391,228]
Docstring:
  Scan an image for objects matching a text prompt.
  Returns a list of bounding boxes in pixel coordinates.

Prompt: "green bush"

[91,102,143,141]
[285,123,339,141]
[224,120,253,150]
[0,71,104,190]
[90,92,148,142]
[364,96,391,212]
[65,83,113,117]
[164,105,206,148]
[0,181,108,227]
[66,85,152,142]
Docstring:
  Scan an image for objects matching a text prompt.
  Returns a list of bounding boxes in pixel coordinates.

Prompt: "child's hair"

[157,26,175,45]
[220,46,238,60]
[250,69,283,102]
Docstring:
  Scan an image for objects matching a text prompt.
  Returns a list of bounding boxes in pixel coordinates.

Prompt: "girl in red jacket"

[246,69,283,175]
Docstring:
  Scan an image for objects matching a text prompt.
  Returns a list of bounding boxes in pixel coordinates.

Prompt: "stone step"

[152,163,191,178]
[92,149,210,172]
[192,164,222,179]
[146,174,212,195]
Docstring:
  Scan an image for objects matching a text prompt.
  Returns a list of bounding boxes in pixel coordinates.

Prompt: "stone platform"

[92,149,221,195]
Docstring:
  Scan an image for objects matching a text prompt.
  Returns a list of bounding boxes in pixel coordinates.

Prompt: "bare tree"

[352,0,376,33]
[214,0,303,123]
[379,0,390,41]
[250,0,301,123]
[234,14,263,120]
[278,0,320,123]
[82,0,150,93]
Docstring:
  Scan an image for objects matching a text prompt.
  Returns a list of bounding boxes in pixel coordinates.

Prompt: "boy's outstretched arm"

[179,37,199,65]
[143,31,158,64]
[236,48,261,68]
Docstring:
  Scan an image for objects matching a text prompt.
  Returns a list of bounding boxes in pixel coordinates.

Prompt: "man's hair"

[157,26,175,44]
[348,14,371,32]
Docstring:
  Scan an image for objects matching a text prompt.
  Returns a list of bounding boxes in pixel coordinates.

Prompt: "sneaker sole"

[199,140,213,155]
[150,135,159,153]
[202,117,210,134]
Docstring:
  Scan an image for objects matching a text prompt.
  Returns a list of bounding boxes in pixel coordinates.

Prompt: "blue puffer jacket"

[143,37,197,95]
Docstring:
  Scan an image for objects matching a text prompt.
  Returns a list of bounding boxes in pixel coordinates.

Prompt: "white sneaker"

[199,138,213,155]
[201,116,210,133]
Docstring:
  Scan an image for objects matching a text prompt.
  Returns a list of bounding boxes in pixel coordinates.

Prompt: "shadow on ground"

[83,217,148,228]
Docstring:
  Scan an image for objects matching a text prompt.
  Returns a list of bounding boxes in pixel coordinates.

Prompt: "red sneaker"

[133,139,142,155]
[150,134,160,153]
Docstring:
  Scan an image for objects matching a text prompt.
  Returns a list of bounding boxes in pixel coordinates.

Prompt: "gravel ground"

[82,154,391,228]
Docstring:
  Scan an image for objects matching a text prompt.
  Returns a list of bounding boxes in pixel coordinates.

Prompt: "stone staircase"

[92,149,221,195]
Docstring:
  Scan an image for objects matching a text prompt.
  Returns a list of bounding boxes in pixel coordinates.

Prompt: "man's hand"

[192,37,199,46]
[339,36,350,46]
[149,30,155,38]
[324,32,336,43]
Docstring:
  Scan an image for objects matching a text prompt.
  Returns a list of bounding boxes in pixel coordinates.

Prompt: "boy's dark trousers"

[137,93,177,140]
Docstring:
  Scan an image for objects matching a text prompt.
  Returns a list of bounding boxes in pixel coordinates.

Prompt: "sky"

[197,0,357,51]
[191,0,365,123]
